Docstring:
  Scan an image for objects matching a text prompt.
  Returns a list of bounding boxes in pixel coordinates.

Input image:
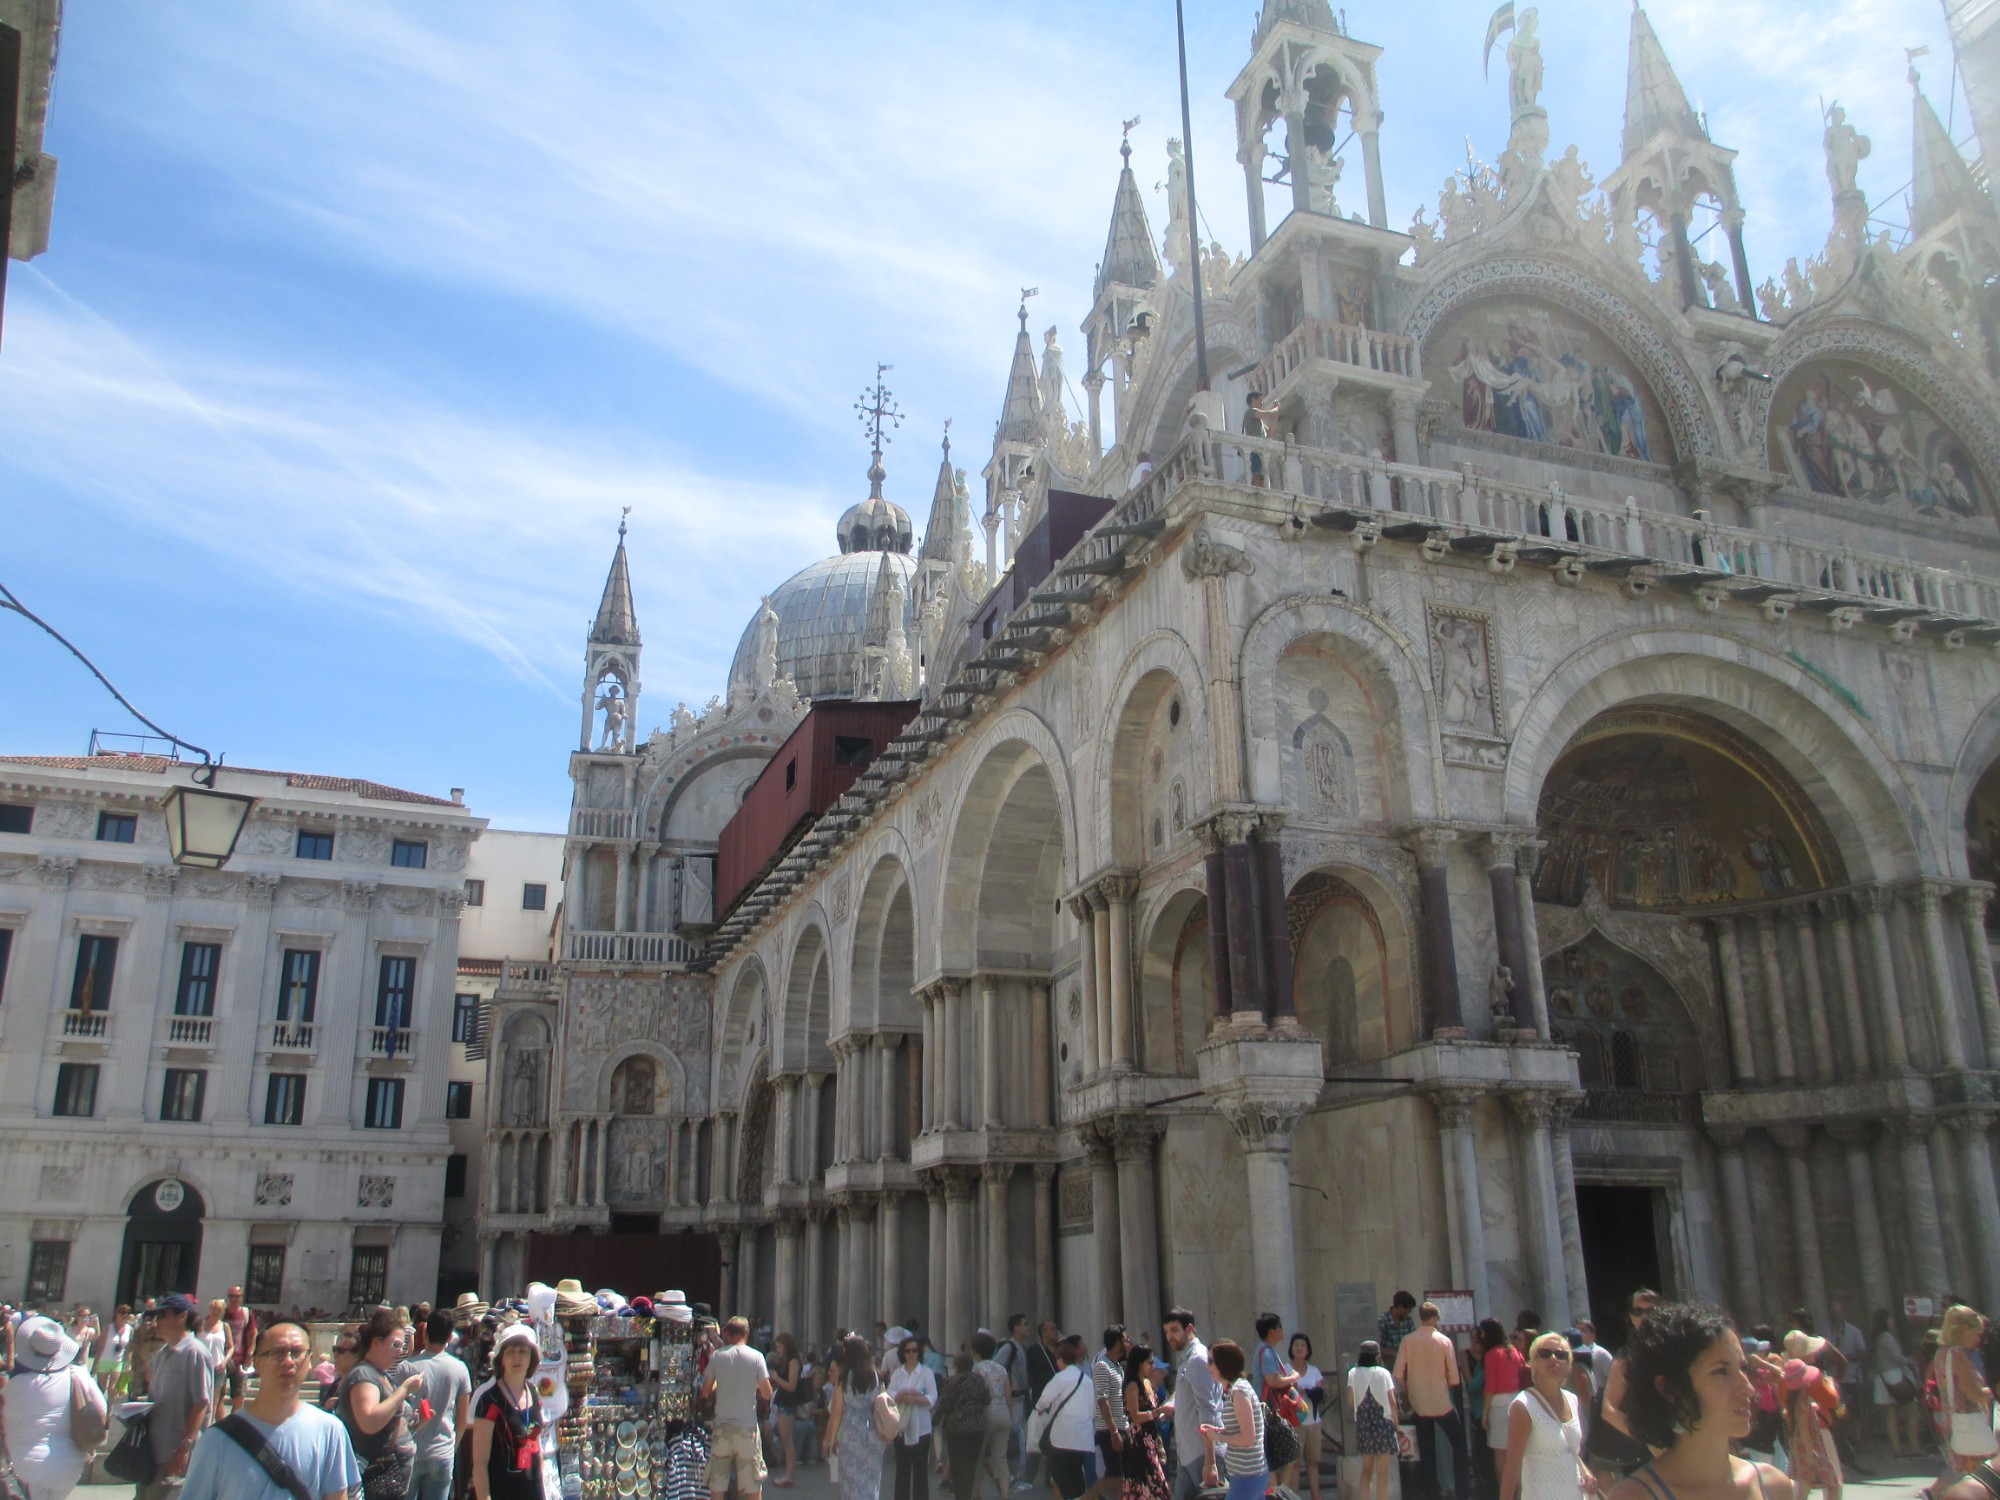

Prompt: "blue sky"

[0,0,1962,831]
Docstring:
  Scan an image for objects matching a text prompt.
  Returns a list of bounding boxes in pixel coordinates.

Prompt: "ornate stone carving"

[382,886,433,915]
[913,789,942,845]
[831,873,852,925]
[39,803,94,840]
[37,1166,79,1201]
[255,1172,295,1207]
[1430,1088,1478,1131]
[358,1175,395,1209]
[1181,525,1255,580]
[35,856,77,888]
[344,830,391,864]
[241,821,295,858]
[244,872,281,906]
[1506,1090,1557,1130]
[341,882,377,912]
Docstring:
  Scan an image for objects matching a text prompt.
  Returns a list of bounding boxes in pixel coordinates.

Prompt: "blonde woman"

[1501,1333,1586,1500]
[1933,1305,1997,1471]
[201,1298,233,1419]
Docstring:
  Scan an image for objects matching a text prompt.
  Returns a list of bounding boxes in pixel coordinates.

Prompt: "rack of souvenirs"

[528,1282,707,1500]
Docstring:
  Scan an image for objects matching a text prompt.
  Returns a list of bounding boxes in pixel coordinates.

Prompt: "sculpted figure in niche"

[1291,688,1356,819]
[1434,617,1491,729]
[505,1047,544,1127]
[596,680,627,749]
[621,1138,651,1196]
[616,1057,656,1115]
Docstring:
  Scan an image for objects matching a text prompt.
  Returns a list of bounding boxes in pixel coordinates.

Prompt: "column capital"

[979,1160,1016,1187]
[1706,1124,1750,1151]
[1824,1120,1878,1149]
[1944,1108,1997,1141]
[1402,824,1458,870]
[1851,884,1896,916]
[1889,1111,1938,1146]
[1430,1087,1479,1131]
[1951,883,1996,921]
[1769,1123,1813,1157]
[1032,1162,1058,1183]
[1751,909,1778,935]
[1480,829,1541,873]
[941,1167,977,1202]
[35,855,77,888]
[1910,878,1950,916]
[1193,804,1274,851]
[1783,903,1817,931]
[1814,893,1853,925]
[920,977,966,1004]
[1506,1089,1559,1131]
[1087,885,1111,914]
[1099,873,1140,904]
[246,872,283,907]
[1066,894,1094,924]
[876,1186,906,1209]
[773,1211,805,1237]
[1112,1113,1165,1161]
[1080,1116,1119,1167]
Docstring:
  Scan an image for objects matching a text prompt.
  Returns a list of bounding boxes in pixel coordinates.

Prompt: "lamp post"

[3,578,257,868]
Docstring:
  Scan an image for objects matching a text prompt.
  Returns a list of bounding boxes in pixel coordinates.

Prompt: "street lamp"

[3,578,257,868]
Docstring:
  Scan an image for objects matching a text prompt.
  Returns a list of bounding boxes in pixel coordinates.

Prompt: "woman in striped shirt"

[1198,1340,1268,1500]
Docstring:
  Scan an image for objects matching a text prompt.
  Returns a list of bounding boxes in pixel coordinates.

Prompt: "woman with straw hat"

[2,1314,107,1500]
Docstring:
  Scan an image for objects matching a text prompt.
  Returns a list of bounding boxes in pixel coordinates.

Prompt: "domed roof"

[837,497,914,554]
[729,550,920,702]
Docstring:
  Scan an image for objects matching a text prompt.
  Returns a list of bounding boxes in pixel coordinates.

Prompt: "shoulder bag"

[1035,1368,1085,1460]
[218,1413,317,1500]
[68,1368,107,1454]
[871,1388,902,1445]
[102,1406,155,1485]
[1946,1349,2000,1460]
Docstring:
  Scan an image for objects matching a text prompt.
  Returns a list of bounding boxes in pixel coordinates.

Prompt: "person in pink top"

[1481,1318,1530,1467]
[1393,1303,1466,1500]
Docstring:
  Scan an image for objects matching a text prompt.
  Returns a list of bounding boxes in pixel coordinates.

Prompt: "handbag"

[68,1367,108,1454]
[1946,1351,2000,1459]
[872,1389,903,1444]
[103,1406,156,1484]
[1262,1402,1300,1469]
[1035,1368,1085,1460]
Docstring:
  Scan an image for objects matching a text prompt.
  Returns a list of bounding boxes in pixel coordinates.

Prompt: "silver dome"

[729,551,920,702]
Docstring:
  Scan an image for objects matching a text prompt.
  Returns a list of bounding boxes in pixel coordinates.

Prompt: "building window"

[348,1246,389,1306]
[832,735,873,768]
[463,878,485,907]
[521,883,547,911]
[174,942,221,1017]
[161,1068,206,1122]
[276,949,319,1022]
[363,1078,404,1129]
[445,1081,473,1119]
[53,1063,98,1118]
[69,935,117,1011]
[451,993,479,1044]
[444,1154,468,1199]
[265,1073,306,1125]
[391,840,427,869]
[784,758,797,790]
[25,1241,69,1304]
[296,830,334,861]
[0,805,31,835]
[374,956,414,1030]
[96,812,136,843]
[245,1245,284,1304]
[0,929,12,1005]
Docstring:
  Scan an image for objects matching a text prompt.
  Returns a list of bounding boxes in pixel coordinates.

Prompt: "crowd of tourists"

[0,1284,1991,1500]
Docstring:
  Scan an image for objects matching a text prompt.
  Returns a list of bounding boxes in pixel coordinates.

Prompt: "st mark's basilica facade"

[475,0,2000,1360]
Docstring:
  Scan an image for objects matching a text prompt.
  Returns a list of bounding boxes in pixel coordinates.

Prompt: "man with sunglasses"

[182,1320,362,1500]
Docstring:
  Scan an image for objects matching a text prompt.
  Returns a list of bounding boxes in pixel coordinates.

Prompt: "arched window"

[1610,1030,1641,1089]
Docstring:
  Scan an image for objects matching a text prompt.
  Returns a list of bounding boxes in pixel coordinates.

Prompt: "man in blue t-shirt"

[182,1319,363,1500]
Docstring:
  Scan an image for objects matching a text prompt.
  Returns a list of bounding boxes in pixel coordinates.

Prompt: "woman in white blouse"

[886,1334,938,1500]
[1,1316,107,1500]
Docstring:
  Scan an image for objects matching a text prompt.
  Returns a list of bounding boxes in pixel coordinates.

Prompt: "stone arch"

[849,854,918,1034]
[1403,256,1717,460]
[644,748,771,843]
[777,922,833,1074]
[735,1055,774,1204]
[936,712,1077,976]
[1133,315,1261,462]
[717,957,770,1113]
[1948,693,2000,892]
[498,1010,551,1129]
[596,1042,686,1116]
[1099,631,1209,867]
[1503,627,1931,883]
[1136,879,1211,1075]
[1543,927,1711,1100]
[1240,595,1443,822]
[1287,865,1418,1068]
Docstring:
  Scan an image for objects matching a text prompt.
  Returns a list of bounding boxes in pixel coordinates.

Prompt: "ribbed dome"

[729,551,920,702]
[836,497,914,554]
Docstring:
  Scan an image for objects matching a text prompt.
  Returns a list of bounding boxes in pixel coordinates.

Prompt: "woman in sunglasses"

[321,1336,361,1411]
[1500,1332,1587,1500]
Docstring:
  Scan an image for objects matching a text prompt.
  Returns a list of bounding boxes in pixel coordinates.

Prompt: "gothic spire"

[1095,131,1164,302]
[995,298,1045,446]
[590,513,640,647]
[921,427,966,566]
[1911,66,1987,238]
[1254,0,1337,42]
[1622,4,1705,159]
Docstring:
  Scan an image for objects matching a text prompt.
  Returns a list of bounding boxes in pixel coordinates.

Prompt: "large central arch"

[937,719,1076,975]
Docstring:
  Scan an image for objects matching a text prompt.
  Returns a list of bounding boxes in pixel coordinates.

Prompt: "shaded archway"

[1137,887,1210,1075]
[118,1177,206,1306]
[1966,758,2000,928]
[1107,664,1198,869]
[1286,870,1414,1069]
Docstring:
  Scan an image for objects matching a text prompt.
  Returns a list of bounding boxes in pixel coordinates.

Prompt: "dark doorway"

[1576,1184,1668,1351]
[117,1178,206,1306]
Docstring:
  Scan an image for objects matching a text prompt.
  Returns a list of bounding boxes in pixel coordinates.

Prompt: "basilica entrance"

[1575,1184,1667,1350]
[117,1178,205,1306]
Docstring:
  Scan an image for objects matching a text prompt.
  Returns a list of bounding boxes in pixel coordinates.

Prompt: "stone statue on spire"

[1164,138,1192,275]
[752,595,780,693]
[1822,103,1871,199]
[1508,7,1544,118]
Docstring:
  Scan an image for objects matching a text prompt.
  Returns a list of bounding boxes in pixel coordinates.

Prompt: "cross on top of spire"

[854,363,903,499]
[1121,114,1140,164]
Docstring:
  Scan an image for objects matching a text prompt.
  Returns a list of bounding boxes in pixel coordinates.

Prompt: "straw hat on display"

[1783,1330,1830,1363]
[554,1279,598,1318]
[453,1292,490,1323]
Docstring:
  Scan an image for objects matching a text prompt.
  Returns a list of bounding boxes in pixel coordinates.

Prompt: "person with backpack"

[180,1319,361,1500]
[1,1315,108,1500]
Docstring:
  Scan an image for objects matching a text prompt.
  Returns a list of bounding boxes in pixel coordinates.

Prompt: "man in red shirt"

[1391,1302,1466,1500]
[221,1285,258,1413]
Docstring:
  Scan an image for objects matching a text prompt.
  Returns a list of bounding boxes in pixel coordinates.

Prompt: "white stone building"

[490,1,2000,1358]
[0,754,484,1311]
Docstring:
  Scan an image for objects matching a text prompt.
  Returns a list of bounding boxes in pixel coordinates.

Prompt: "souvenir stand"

[548,1289,704,1500]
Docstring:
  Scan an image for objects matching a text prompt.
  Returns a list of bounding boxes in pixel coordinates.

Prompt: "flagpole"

[1175,0,1210,392]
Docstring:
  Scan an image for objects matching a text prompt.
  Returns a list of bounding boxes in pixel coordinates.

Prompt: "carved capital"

[1850,884,1894,917]
[1032,1161,1057,1183]
[980,1160,1015,1187]
[1403,825,1457,871]
[1065,895,1095,924]
[941,1168,977,1202]
[1112,1113,1164,1162]
[1507,1090,1557,1131]
[1945,1109,1996,1142]
[1814,893,1852,926]
[1706,1124,1750,1151]
[1431,1087,1479,1132]
[243,871,281,906]
[436,887,468,919]
[1769,1123,1813,1158]
[1194,807,1266,849]
[1889,1112,1937,1146]
[1087,885,1110,914]
[342,880,378,912]
[1481,829,1536,873]
[1824,1120,1877,1149]
[1951,885,1995,923]
[139,862,177,897]
[1079,1116,1119,1167]
[1099,874,1139,905]
[1216,1094,1313,1153]
[1180,524,1255,581]
[1912,880,1947,918]
[36,855,77,888]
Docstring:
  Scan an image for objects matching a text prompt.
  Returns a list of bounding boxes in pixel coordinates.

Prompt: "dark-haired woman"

[471,1325,544,1500]
[827,1335,887,1500]
[1605,1301,1793,1500]
[770,1332,806,1488]
[1120,1344,1171,1500]
[1199,1339,1268,1500]
[339,1308,421,1500]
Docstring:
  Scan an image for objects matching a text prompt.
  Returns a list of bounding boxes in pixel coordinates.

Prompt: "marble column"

[773,1078,798,1184]
[1788,908,1837,1081]
[1030,981,1053,1127]
[1216,1099,1312,1329]
[1894,1115,1949,1298]
[1115,1118,1164,1335]
[852,1200,877,1328]
[1223,842,1264,1020]
[1070,899,1103,1078]
[1434,1090,1489,1314]
[1819,897,1874,1076]
[1515,842,1552,1038]
[1203,847,1234,1020]
[980,977,1004,1127]
[1772,1125,1827,1323]
[1709,1128,1763,1324]
[1389,393,1421,468]
[1360,121,1388,229]
[1509,1092,1571,1326]
[1854,887,1914,1072]
[774,1215,802,1336]
[1549,1097,1590,1321]
[944,1172,977,1353]
[1950,887,2000,1069]
[940,982,965,1128]
[835,1204,856,1331]
[879,1190,903,1331]
[719,1239,736,1320]
[738,1227,758,1320]
[1108,877,1137,1068]
[1240,143,1269,252]
[1950,1113,2000,1314]
[927,1181,947,1342]
[804,1209,826,1344]
[1485,835,1535,1031]
[1258,833,1297,1018]
[1915,883,1972,1070]
[1093,890,1116,1062]
[1086,1124,1123,1324]
[1032,1164,1057,1321]
[982,1163,1012,1331]
[1408,828,1464,1033]
[804,1073,825,1178]
[1827,1124,1892,1320]
[1753,914,1800,1082]
[920,1002,938,1133]
[876,1033,900,1158]
[1711,917,1759,1085]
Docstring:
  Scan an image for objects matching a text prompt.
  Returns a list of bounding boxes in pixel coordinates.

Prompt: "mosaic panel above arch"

[1533,707,1844,911]
[1543,930,1705,1097]
[1404,257,1714,458]
[1768,355,1986,519]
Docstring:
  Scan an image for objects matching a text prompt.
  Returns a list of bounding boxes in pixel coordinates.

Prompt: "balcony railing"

[368,1026,414,1058]
[267,1019,316,1052]
[60,1011,109,1040]
[164,1015,214,1046]
[562,930,701,966]
[499,959,555,986]
[1574,1088,1697,1125]
[570,808,636,839]
[1247,316,1421,398]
